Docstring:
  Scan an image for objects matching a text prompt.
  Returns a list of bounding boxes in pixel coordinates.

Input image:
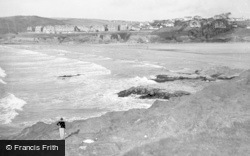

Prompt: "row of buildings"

[27,24,145,34]
[27,13,249,34]
[151,13,248,29]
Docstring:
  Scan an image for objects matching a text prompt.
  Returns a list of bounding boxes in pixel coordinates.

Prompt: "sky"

[0,0,250,21]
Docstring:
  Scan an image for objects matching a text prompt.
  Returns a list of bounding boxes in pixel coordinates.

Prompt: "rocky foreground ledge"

[118,66,243,100]
[9,70,250,156]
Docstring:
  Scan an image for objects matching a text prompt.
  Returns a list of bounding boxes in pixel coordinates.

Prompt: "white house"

[35,26,43,33]
[189,20,201,28]
[43,25,55,34]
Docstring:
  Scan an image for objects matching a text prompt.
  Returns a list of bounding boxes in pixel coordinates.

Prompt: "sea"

[1,43,250,137]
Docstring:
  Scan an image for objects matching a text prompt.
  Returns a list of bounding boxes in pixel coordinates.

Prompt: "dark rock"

[152,74,213,82]
[152,67,242,83]
[118,86,191,99]
[58,74,81,79]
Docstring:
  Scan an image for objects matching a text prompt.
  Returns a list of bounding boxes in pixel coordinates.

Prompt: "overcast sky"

[0,0,250,21]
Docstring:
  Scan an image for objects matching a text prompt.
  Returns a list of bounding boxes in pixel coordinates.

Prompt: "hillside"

[151,26,250,42]
[0,16,65,34]
[0,16,134,35]
[61,18,124,26]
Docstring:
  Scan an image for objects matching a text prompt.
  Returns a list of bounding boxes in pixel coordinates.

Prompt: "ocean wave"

[8,49,111,83]
[0,79,7,84]
[135,62,165,69]
[128,76,157,85]
[17,112,107,127]
[21,49,48,56]
[0,93,27,124]
[0,67,6,78]
[169,68,194,74]
[71,76,156,111]
[0,67,7,84]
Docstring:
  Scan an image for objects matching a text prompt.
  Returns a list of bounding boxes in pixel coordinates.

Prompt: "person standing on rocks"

[57,118,66,140]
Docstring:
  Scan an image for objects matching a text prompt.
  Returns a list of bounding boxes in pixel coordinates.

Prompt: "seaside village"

[27,13,249,34]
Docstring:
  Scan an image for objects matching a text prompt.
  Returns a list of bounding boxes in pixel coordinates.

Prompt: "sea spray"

[0,67,7,84]
[0,93,27,124]
[0,67,6,77]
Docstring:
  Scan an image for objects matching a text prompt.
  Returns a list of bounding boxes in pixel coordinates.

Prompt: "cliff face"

[10,70,250,156]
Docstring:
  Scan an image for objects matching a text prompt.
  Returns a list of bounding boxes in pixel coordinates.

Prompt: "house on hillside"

[92,25,105,32]
[43,25,55,34]
[120,24,128,31]
[163,20,174,27]
[129,25,141,31]
[64,25,75,33]
[214,15,224,20]
[75,26,89,32]
[184,16,193,21]
[193,16,202,20]
[55,25,75,33]
[107,25,118,32]
[234,18,246,21]
[206,18,214,25]
[215,13,231,19]
[189,20,201,28]
[174,18,184,21]
[88,26,95,32]
[147,25,158,30]
[213,20,227,29]
[227,19,238,27]
[228,18,236,22]
[27,26,34,32]
[35,26,43,33]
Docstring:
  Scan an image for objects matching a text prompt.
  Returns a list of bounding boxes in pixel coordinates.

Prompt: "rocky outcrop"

[152,66,242,83]
[118,86,191,99]
[58,74,81,80]
[152,73,237,82]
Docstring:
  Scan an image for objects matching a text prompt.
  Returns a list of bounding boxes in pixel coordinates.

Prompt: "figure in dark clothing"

[57,118,66,140]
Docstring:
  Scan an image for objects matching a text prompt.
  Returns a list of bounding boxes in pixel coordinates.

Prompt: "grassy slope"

[61,18,123,26]
[0,16,65,34]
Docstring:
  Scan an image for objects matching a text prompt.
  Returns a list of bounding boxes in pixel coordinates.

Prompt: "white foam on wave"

[142,63,165,69]
[128,76,157,85]
[0,67,6,78]
[72,76,156,111]
[0,93,27,124]
[0,79,7,84]
[0,67,7,84]
[134,61,165,69]
[9,49,111,83]
[21,49,48,57]
[0,46,156,124]
[169,68,194,74]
